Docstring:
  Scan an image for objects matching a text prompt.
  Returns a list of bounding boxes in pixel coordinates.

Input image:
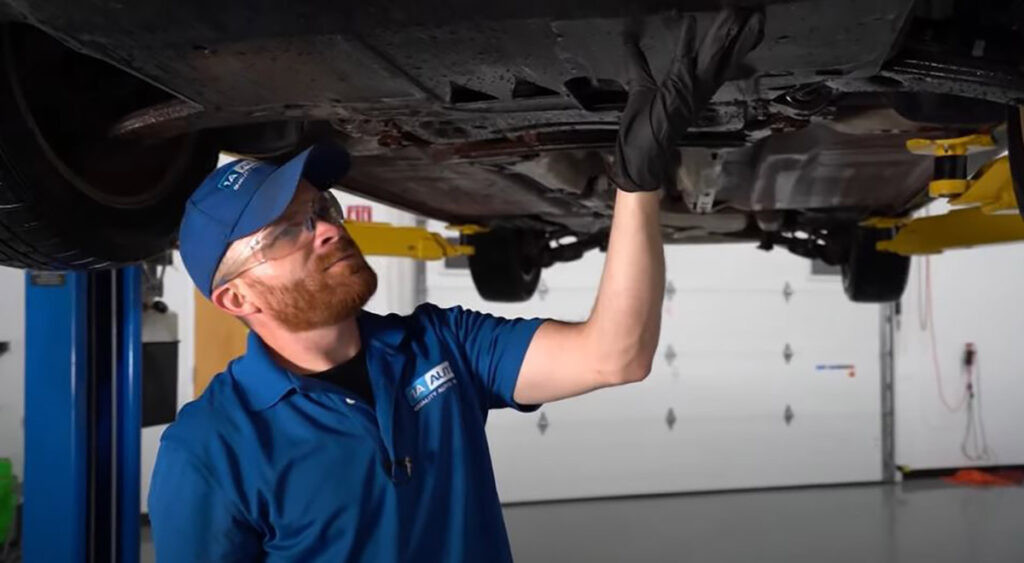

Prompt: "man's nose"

[313,219,344,251]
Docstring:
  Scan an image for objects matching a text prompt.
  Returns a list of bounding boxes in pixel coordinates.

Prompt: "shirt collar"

[355,309,411,352]
[232,310,411,411]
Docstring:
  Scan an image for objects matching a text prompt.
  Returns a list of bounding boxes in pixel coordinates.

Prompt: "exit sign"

[346,205,373,222]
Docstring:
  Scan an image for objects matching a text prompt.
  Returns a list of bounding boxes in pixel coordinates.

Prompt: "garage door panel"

[426,243,881,503]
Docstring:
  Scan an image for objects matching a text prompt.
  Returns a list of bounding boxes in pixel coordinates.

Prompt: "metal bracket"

[692,189,716,214]
[141,252,172,303]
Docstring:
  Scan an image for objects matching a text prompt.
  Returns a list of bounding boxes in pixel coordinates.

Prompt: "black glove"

[613,8,765,192]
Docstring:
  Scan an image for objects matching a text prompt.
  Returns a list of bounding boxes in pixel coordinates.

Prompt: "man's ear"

[210,281,261,318]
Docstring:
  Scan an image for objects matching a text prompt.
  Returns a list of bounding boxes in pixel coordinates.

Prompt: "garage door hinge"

[783,343,794,364]
[782,282,794,303]
[664,345,677,366]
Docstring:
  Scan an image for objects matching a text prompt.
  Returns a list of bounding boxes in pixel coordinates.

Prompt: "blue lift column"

[23,267,143,563]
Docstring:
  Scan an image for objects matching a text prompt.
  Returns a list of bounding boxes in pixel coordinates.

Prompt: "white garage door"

[426,233,883,503]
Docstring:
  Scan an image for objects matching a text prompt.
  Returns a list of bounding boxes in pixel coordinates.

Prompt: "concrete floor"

[141,480,1024,562]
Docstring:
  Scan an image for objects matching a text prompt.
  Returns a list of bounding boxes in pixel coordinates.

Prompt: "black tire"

[467,229,543,302]
[842,227,910,303]
[0,25,218,269]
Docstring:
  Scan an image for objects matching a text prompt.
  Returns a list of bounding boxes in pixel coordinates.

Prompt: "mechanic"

[149,8,763,562]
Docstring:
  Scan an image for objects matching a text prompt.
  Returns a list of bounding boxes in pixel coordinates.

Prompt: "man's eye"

[272,223,305,243]
[284,223,305,237]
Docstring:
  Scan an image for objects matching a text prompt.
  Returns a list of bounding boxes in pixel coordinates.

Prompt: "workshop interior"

[1,0,1024,561]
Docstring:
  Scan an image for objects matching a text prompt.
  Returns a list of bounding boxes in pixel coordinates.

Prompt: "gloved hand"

[613,8,765,192]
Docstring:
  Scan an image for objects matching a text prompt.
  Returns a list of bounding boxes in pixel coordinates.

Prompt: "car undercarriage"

[0,0,1022,301]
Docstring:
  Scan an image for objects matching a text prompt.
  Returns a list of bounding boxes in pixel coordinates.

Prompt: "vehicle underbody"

[0,0,1022,300]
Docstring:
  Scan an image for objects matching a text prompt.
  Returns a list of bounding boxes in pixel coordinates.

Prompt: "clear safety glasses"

[213,191,345,288]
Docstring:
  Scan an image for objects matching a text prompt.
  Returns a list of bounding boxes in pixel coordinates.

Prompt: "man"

[150,9,763,562]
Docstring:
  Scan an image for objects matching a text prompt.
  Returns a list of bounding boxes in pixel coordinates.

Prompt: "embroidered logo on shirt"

[405,361,456,411]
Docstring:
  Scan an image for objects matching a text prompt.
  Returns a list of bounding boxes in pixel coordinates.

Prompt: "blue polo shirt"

[149,303,544,562]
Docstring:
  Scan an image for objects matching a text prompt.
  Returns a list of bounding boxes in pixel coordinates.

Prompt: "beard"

[248,242,378,332]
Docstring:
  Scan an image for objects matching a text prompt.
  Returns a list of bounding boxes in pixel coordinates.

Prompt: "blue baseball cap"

[179,143,351,299]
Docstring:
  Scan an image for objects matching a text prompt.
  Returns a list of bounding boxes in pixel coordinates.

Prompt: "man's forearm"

[513,8,762,403]
[584,189,665,384]
[577,8,761,386]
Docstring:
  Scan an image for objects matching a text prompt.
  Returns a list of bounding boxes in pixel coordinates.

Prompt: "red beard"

[248,242,378,331]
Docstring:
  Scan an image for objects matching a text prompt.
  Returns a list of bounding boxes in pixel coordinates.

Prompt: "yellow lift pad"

[905,134,995,157]
[906,134,997,198]
[868,152,1024,256]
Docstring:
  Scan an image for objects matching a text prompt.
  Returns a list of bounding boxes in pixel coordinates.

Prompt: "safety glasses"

[213,191,345,289]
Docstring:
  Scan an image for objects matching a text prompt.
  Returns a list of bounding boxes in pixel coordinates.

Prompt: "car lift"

[866,131,1024,255]
[19,220,473,562]
[23,267,143,562]
[343,222,477,260]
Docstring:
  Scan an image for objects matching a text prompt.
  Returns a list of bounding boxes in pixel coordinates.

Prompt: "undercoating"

[2,0,1023,248]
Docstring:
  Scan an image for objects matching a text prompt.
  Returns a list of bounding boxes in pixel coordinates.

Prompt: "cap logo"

[217,160,260,192]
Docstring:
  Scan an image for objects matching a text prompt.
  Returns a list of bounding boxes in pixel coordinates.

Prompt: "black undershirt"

[310,347,374,406]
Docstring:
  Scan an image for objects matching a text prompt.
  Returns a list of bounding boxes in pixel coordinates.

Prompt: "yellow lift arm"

[866,133,1024,256]
[344,222,477,260]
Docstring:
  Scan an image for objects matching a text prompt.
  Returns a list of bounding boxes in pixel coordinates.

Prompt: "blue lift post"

[23,271,88,562]
[23,266,143,563]
[116,267,143,563]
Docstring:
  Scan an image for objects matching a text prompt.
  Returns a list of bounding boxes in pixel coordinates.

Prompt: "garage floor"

[141,480,1024,562]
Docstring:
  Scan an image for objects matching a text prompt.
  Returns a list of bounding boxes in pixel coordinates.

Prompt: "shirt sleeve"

[439,305,546,411]
[149,441,263,562]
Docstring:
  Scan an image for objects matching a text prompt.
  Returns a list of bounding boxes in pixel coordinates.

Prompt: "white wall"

[0,267,25,482]
[895,204,1024,470]
[426,233,884,503]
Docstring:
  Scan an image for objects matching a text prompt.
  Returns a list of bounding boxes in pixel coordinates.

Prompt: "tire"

[467,229,543,302]
[0,25,218,269]
[841,227,910,303]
